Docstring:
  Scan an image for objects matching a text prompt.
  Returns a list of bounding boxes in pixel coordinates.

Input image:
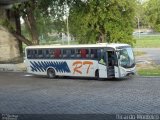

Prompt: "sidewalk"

[0,63,26,72]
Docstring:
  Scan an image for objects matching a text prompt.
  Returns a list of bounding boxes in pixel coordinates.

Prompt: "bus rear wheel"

[47,68,56,79]
[95,70,99,80]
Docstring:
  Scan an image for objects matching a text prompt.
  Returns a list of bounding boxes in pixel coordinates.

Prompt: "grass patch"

[137,66,160,76]
[136,61,160,76]
[135,35,160,48]
[137,64,160,76]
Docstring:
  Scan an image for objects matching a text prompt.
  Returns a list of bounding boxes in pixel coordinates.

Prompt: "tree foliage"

[145,0,160,31]
[69,0,136,45]
[11,0,137,45]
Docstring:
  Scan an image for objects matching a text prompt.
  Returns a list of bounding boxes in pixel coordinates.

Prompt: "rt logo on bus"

[72,61,93,74]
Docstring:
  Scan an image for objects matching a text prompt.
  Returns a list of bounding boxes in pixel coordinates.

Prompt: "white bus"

[25,43,136,79]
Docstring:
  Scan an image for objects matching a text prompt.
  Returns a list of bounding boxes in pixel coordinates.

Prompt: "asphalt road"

[0,72,160,116]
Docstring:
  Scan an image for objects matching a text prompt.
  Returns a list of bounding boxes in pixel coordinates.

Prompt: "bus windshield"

[119,47,135,68]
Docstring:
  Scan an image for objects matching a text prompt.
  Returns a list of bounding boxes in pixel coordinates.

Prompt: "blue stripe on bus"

[30,61,71,73]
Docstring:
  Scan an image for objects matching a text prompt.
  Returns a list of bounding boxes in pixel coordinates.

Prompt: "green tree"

[145,0,160,31]
[69,0,136,45]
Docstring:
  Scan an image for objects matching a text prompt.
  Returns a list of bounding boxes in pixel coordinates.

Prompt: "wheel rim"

[49,71,54,78]
[48,69,55,78]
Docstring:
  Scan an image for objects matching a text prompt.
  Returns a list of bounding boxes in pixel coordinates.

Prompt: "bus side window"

[33,50,38,59]
[63,49,67,58]
[63,49,72,58]
[86,49,89,58]
[27,50,32,59]
[38,49,43,59]
[54,49,61,58]
[91,49,97,59]
[49,49,54,58]
[44,49,50,58]
[70,49,75,58]
[66,49,73,58]
[80,49,86,58]
[97,48,106,62]
[97,49,101,60]
[76,49,81,58]
[80,49,90,59]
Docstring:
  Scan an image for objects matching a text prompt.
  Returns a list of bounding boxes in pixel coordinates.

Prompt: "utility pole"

[135,16,140,39]
[66,16,70,45]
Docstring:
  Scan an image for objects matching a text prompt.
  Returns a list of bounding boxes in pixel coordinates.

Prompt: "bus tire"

[47,68,56,79]
[95,70,99,80]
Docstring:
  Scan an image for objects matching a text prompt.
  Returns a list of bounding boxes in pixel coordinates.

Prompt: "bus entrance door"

[107,51,115,78]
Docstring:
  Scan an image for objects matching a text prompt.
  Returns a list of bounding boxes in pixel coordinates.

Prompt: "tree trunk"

[97,25,106,43]
[106,31,110,43]
[98,31,106,43]
[14,9,23,56]
[24,0,39,45]
[13,32,32,45]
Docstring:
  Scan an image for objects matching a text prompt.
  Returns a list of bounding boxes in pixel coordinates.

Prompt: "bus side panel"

[26,59,72,76]
[25,59,47,75]
[64,60,98,77]
[25,59,98,77]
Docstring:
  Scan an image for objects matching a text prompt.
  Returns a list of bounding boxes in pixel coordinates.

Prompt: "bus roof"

[25,43,130,49]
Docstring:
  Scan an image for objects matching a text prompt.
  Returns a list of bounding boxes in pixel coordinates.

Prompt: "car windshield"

[119,47,135,68]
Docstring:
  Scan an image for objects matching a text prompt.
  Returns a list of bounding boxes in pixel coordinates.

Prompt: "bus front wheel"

[47,68,56,79]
